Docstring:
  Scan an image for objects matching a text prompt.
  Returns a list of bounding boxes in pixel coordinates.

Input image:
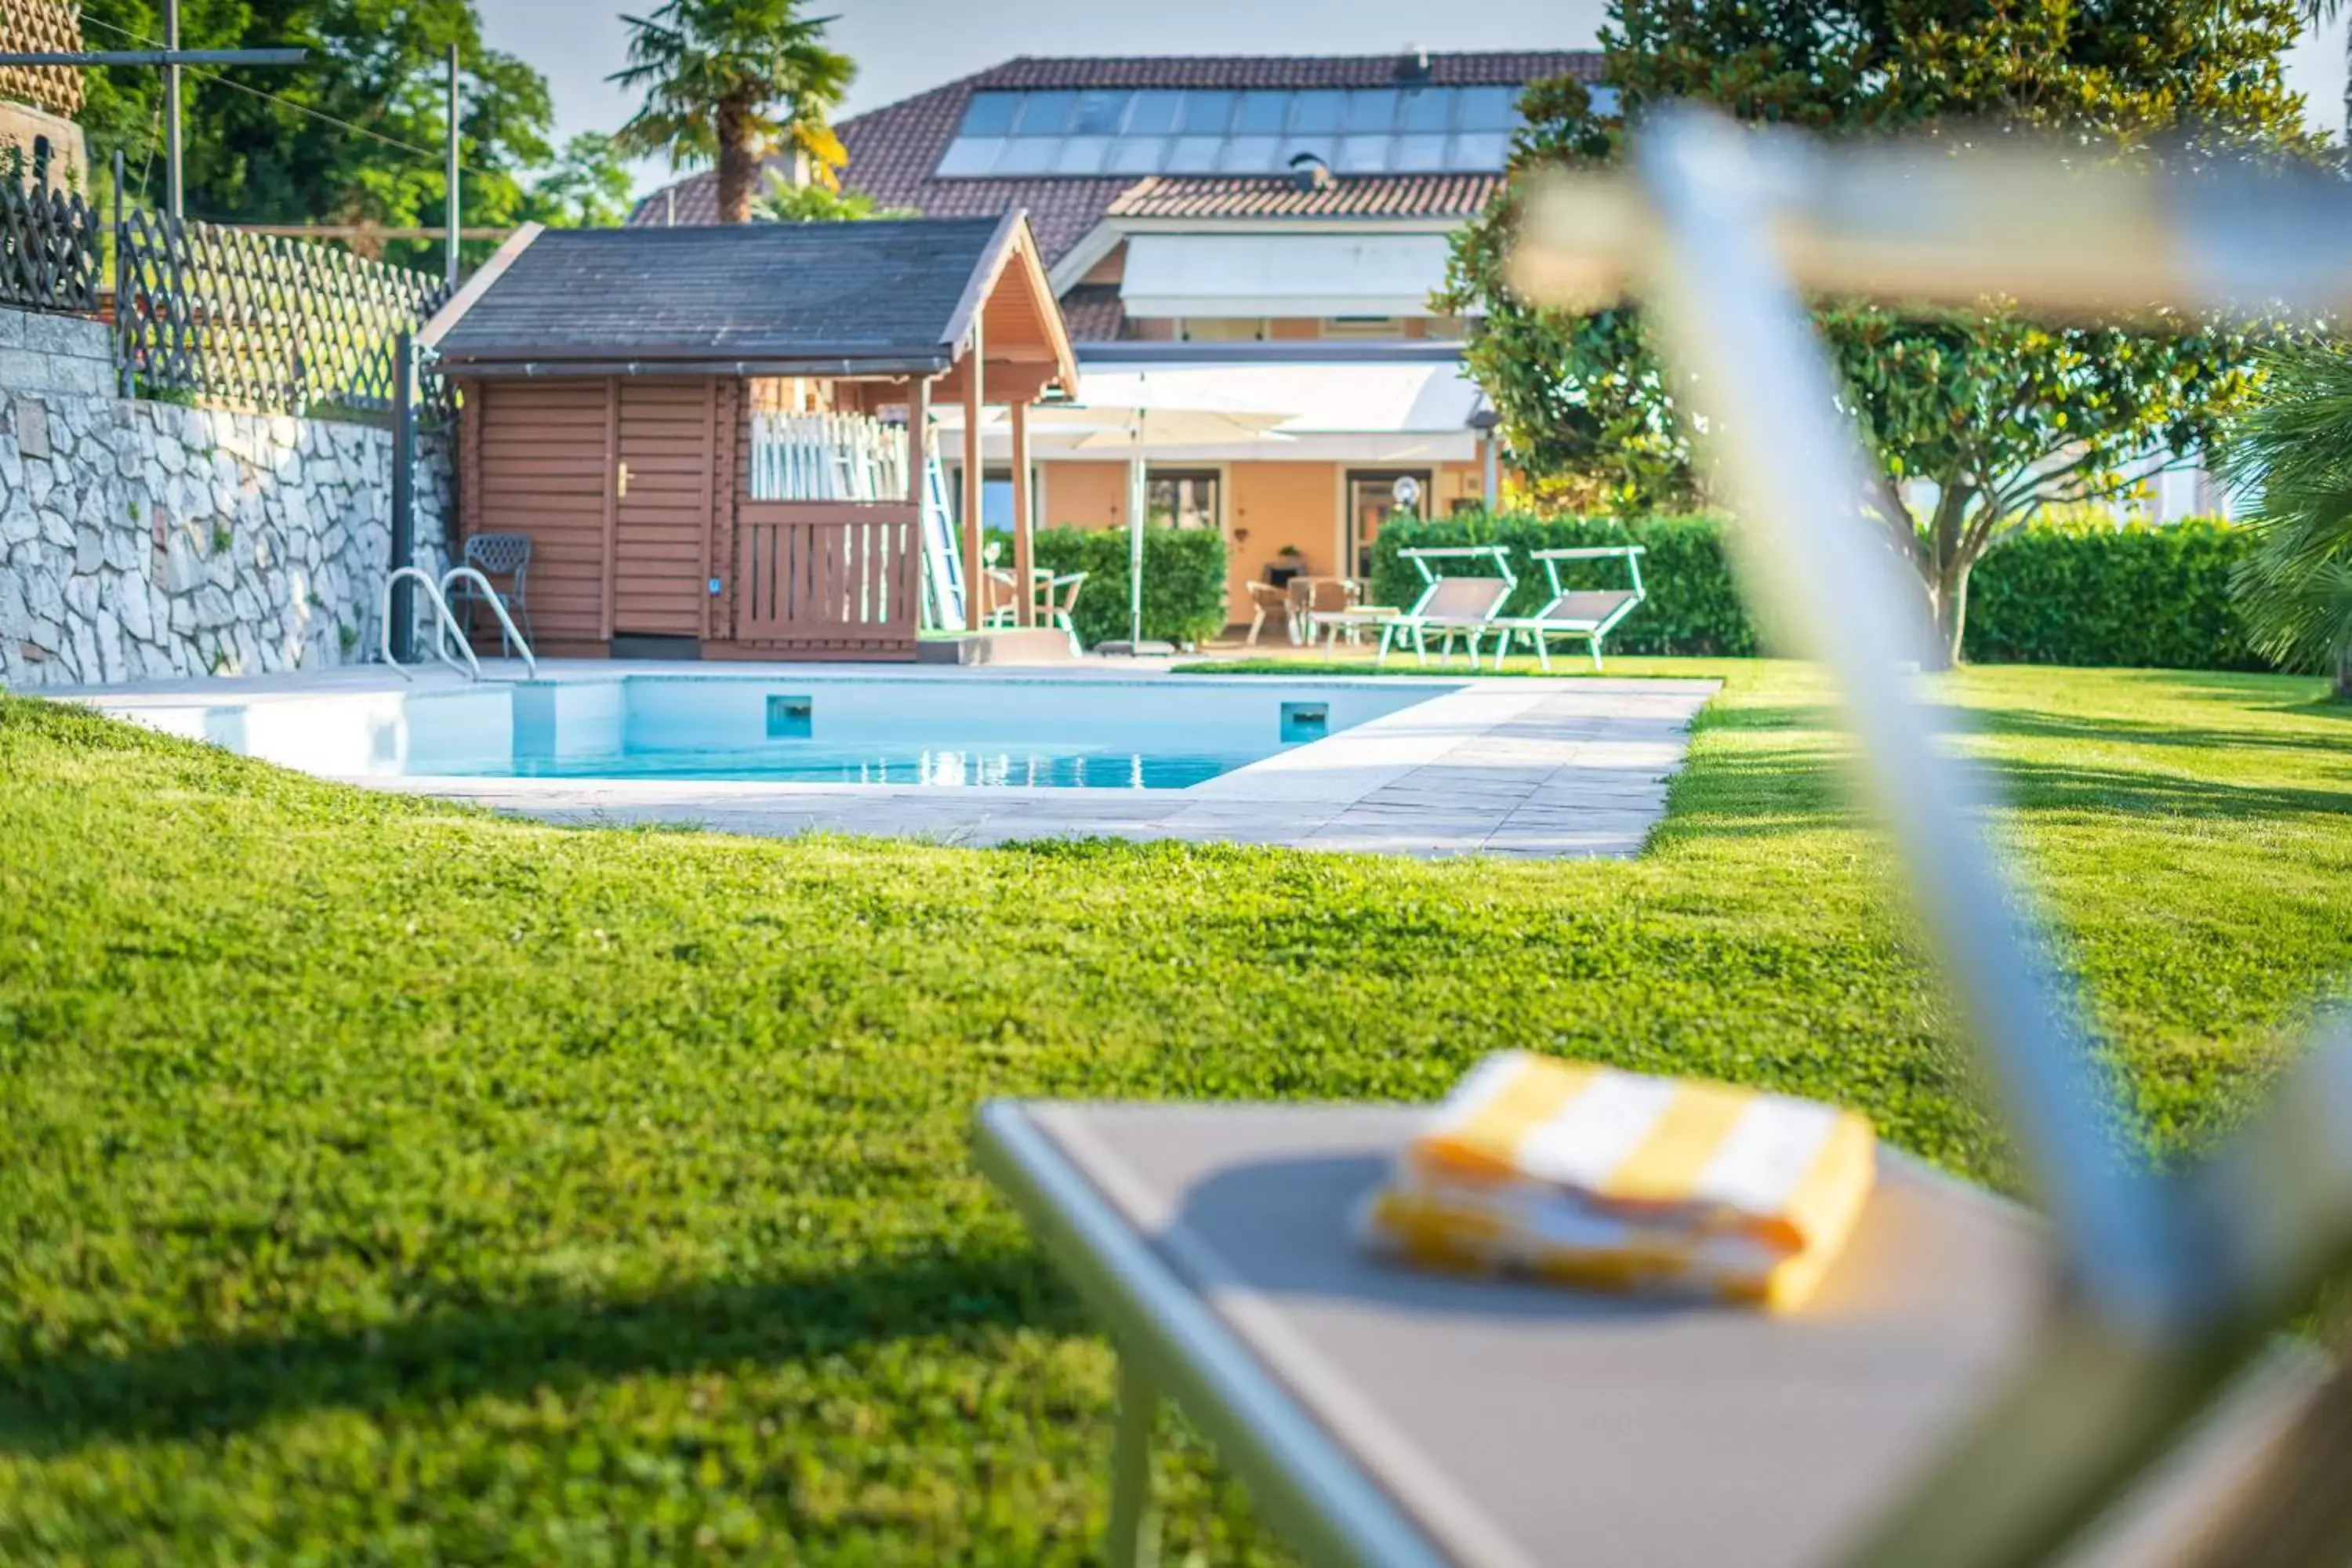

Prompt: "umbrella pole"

[1127,419,1146,648]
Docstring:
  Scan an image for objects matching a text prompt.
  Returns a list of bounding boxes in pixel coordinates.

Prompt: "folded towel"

[1359,1051,1877,1309]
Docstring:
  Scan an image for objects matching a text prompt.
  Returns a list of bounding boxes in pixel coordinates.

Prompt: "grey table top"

[988,1102,2307,1568]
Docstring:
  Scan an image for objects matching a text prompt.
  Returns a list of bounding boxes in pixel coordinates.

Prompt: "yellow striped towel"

[1359,1052,1877,1309]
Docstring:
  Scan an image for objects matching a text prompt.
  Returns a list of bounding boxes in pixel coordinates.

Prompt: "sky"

[473,0,2350,195]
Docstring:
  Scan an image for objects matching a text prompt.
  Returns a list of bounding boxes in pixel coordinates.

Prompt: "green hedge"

[983,526,1228,648]
[1369,514,1758,656]
[1963,518,2263,670]
[1370,514,2267,670]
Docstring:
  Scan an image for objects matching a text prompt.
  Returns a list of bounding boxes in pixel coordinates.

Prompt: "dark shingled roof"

[630,50,1599,262]
[433,218,1010,368]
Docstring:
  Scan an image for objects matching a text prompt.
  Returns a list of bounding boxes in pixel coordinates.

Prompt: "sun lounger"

[1487,546,1648,670]
[975,119,2352,1568]
[1372,546,1519,668]
[975,1100,2319,1568]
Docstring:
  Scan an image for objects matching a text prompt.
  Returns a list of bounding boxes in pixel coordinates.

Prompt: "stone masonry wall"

[0,307,451,688]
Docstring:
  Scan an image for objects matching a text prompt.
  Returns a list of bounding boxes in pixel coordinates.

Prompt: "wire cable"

[79,11,506,180]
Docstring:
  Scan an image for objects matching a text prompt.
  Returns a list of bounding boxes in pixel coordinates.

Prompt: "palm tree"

[2299,0,2352,147]
[2213,344,2352,698]
[611,0,855,224]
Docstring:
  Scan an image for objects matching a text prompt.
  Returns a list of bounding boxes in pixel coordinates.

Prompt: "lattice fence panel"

[0,0,83,117]
[118,208,452,418]
[0,176,100,313]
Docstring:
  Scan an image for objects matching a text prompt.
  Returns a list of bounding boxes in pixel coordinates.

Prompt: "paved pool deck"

[60,659,1719,860]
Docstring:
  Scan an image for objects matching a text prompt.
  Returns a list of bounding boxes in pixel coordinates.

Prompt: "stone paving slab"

[361,675,1719,861]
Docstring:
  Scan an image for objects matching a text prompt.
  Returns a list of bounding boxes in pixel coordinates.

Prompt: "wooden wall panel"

[613,377,714,636]
[472,379,612,646]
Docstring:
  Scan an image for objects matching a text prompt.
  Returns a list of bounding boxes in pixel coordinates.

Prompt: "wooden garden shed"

[422,213,1076,660]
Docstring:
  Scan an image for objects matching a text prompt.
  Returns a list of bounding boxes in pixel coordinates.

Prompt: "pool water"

[100,674,1450,791]
[445,744,1258,789]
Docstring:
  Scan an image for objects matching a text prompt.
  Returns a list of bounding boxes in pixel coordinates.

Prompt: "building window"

[950,466,1036,530]
[1148,470,1221,531]
[1321,315,1404,339]
[1176,318,1268,343]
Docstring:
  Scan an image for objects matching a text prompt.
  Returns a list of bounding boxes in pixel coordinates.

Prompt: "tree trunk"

[1929,554,1972,670]
[715,98,755,224]
[2335,642,2352,702]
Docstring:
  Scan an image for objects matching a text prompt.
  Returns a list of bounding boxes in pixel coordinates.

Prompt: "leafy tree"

[611,0,854,225]
[522,132,637,228]
[2215,345,2352,695]
[79,0,553,270]
[1447,0,2319,664]
[753,172,906,223]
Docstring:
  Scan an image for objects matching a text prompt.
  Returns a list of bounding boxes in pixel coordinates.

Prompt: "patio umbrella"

[1054,397,1292,647]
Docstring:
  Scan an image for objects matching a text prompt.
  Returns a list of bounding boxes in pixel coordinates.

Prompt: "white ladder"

[919,441,966,632]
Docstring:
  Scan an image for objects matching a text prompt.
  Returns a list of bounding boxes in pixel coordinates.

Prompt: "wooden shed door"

[467,379,614,650]
[612,379,717,638]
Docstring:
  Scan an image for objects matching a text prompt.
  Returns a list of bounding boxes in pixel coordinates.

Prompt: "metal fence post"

[111,147,131,398]
[389,332,416,664]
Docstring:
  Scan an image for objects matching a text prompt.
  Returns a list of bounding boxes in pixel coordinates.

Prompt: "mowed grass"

[4,661,2350,1563]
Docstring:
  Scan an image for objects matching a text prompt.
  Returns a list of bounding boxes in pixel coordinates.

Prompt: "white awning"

[1118,232,1454,318]
[944,358,1486,463]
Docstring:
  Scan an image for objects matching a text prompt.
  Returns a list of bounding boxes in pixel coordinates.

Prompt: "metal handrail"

[379,565,478,682]
[438,565,537,679]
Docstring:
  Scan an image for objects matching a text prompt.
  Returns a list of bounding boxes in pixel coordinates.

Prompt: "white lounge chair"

[1487,545,1648,670]
[1373,546,1518,668]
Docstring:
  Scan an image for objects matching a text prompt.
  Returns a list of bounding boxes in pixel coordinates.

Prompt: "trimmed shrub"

[1371,513,2265,670]
[983,526,1228,648]
[1964,517,2263,670]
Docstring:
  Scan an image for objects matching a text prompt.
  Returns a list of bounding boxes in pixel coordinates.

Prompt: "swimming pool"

[101,673,1450,791]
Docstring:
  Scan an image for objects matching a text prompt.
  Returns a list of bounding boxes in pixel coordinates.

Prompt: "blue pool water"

[102,674,1451,790]
[441,744,1258,789]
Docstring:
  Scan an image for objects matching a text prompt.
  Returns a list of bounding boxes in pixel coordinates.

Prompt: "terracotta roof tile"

[1104,174,1504,220]
[630,50,1597,264]
[1055,283,1126,340]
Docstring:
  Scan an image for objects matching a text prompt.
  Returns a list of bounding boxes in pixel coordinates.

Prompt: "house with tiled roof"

[633,49,1605,632]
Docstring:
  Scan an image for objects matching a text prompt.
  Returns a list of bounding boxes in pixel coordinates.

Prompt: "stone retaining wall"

[0,307,451,688]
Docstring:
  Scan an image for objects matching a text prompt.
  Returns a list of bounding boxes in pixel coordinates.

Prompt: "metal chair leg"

[1107,1355,1162,1568]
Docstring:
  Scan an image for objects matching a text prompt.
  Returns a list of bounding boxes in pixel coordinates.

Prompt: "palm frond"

[2216,343,2352,675]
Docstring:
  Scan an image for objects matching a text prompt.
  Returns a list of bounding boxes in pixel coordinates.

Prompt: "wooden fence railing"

[0,178,100,314]
[735,502,920,658]
[116,203,451,418]
[0,0,83,118]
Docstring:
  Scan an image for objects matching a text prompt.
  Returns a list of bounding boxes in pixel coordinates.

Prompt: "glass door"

[1346,470,1432,580]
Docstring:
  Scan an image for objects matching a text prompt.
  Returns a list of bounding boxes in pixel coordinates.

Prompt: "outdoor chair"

[1372,546,1517,667]
[980,567,1022,630]
[447,532,532,655]
[1243,580,1290,647]
[1487,546,1649,670]
[975,118,2352,1568]
[1289,575,1364,648]
[1040,571,1086,657]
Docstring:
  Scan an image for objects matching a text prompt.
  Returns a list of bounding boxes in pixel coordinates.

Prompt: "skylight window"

[934,84,1526,179]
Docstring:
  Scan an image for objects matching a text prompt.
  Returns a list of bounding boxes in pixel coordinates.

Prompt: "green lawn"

[3,661,2350,1563]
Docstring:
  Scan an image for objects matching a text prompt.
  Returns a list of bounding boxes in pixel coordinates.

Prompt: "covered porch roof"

[939,352,1487,463]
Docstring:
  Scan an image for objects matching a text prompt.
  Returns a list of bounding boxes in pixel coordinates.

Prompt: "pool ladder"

[379,566,538,682]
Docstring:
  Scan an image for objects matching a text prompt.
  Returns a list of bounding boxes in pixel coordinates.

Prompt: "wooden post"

[961,318,985,631]
[1010,398,1034,627]
[907,376,930,508]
